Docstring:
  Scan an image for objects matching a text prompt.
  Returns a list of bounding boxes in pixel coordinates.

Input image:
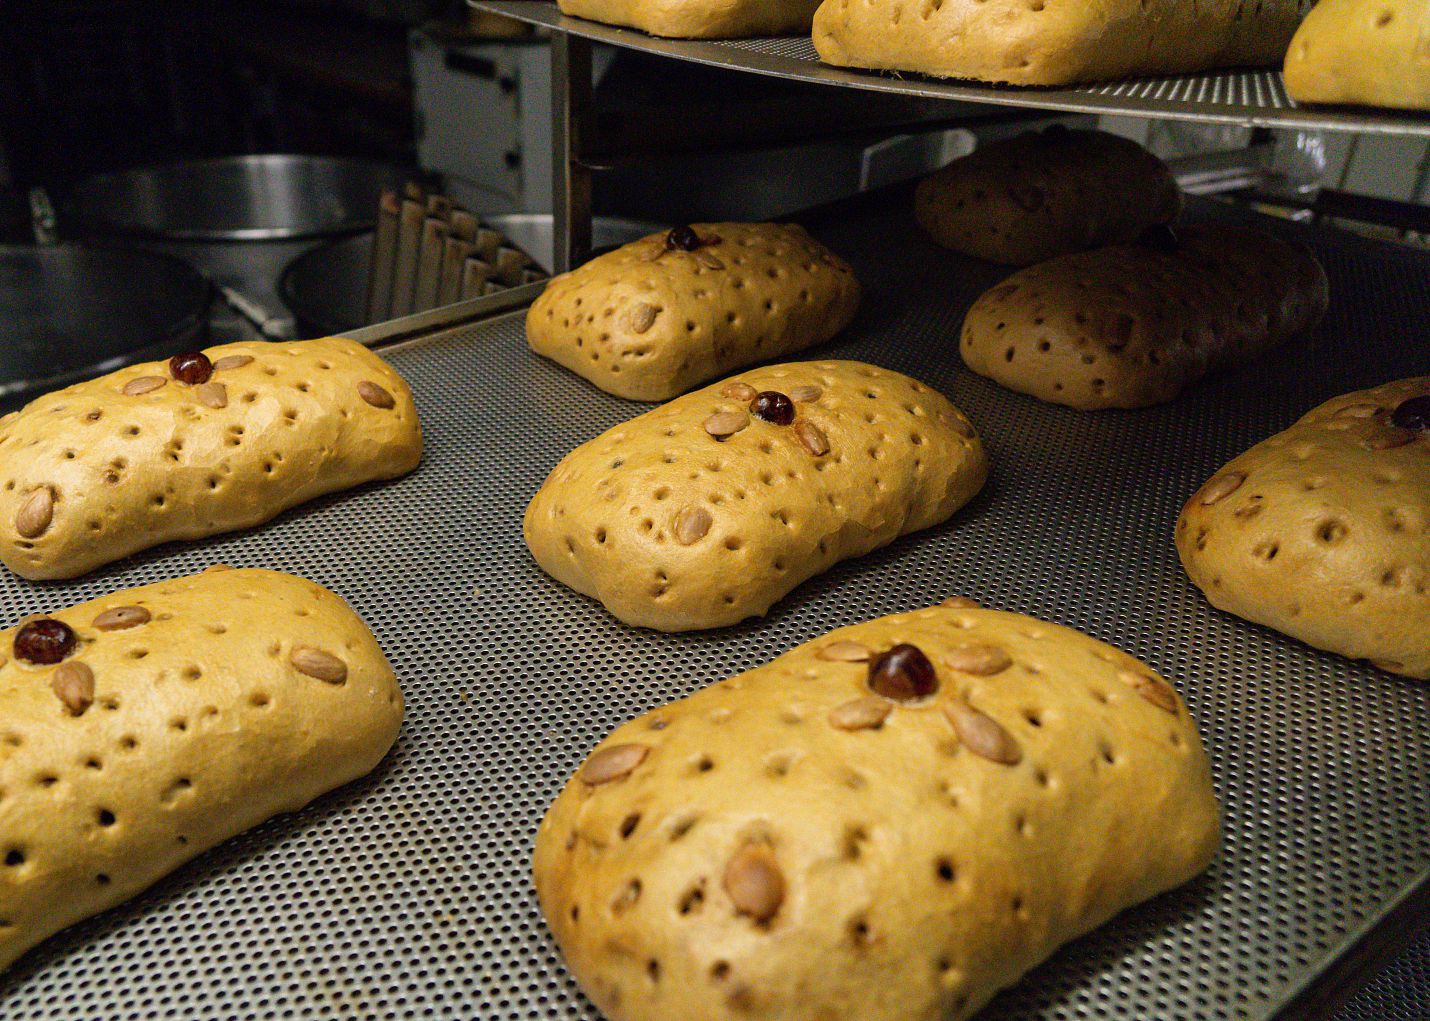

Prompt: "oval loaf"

[1177,377,1430,679]
[534,602,1220,1021]
[0,567,404,971]
[0,337,422,579]
[812,0,1313,85]
[915,127,1181,266]
[526,223,861,402]
[1283,0,1430,111]
[556,0,823,37]
[960,225,1329,410]
[523,360,988,631]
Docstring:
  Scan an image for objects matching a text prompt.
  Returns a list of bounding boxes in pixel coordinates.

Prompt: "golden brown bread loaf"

[960,225,1330,410]
[0,567,404,971]
[556,0,822,37]
[812,0,1313,85]
[915,127,1182,266]
[0,337,422,580]
[523,361,987,631]
[527,223,860,402]
[534,602,1220,1021]
[1177,378,1430,679]
[1284,0,1430,110]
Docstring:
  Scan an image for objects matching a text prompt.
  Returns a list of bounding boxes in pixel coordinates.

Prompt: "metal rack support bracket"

[551,31,594,273]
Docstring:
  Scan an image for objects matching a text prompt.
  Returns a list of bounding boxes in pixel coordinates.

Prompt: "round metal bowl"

[68,155,408,242]
[0,244,211,404]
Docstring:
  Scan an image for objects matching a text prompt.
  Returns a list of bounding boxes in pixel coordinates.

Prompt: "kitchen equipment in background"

[281,212,653,335]
[67,155,409,341]
[360,183,546,327]
[0,244,210,406]
[68,155,405,240]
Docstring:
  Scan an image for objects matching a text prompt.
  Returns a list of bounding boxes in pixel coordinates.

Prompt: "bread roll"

[527,224,860,402]
[1177,378,1430,679]
[0,567,404,971]
[534,602,1220,1021]
[812,0,1313,85]
[0,338,422,580]
[960,225,1329,409]
[524,361,987,631]
[915,127,1181,266]
[1284,0,1430,110]
[557,0,821,38]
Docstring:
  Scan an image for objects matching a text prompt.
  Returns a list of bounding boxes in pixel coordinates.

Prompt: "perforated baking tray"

[2,190,1429,1021]
[472,0,1430,137]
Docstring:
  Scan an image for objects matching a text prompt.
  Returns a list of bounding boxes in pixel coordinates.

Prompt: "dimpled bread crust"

[915,128,1182,266]
[1284,0,1430,111]
[0,337,422,580]
[527,224,860,402]
[960,225,1330,410]
[524,361,988,632]
[556,0,822,37]
[0,567,404,972]
[811,0,1313,85]
[1177,378,1430,679]
[534,602,1220,1021]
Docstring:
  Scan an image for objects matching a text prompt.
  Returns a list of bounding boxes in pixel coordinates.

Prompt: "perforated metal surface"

[474,0,1430,137]
[1336,930,1430,1020]
[2,190,1429,1020]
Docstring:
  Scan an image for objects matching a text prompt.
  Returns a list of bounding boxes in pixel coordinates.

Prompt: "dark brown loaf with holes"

[1177,377,1430,679]
[526,223,860,402]
[534,602,1219,1021]
[0,567,404,972]
[523,361,987,631]
[960,225,1330,410]
[812,0,1314,86]
[915,128,1182,266]
[0,337,422,580]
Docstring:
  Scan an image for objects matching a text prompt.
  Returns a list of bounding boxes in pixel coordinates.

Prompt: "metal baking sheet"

[2,190,1429,1021]
[472,0,1430,138]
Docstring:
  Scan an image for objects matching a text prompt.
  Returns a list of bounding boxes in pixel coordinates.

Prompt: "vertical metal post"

[551,32,593,274]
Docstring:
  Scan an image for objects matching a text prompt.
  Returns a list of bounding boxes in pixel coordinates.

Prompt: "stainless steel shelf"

[4,189,1428,1021]
[472,0,1430,137]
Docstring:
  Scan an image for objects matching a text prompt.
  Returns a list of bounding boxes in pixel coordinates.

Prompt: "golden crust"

[523,361,987,631]
[0,337,422,580]
[812,0,1313,86]
[534,603,1220,1021]
[1177,377,1430,679]
[557,0,822,38]
[1284,0,1430,111]
[526,224,860,402]
[959,226,1329,410]
[915,128,1181,266]
[0,567,404,971]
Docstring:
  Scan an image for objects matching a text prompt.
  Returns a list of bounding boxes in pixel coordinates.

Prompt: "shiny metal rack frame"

[2,188,1427,1021]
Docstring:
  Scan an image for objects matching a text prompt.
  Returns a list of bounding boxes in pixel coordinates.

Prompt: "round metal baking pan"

[68,155,407,242]
[0,243,211,404]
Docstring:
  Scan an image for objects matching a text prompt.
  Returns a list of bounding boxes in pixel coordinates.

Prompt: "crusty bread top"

[960,225,1329,409]
[557,0,823,38]
[0,567,404,972]
[915,127,1181,266]
[0,337,422,580]
[1177,377,1430,679]
[527,223,860,402]
[523,360,987,631]
[812,0,1313,85]
[534,602,1219,1021]
[1284,0,1430,110]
